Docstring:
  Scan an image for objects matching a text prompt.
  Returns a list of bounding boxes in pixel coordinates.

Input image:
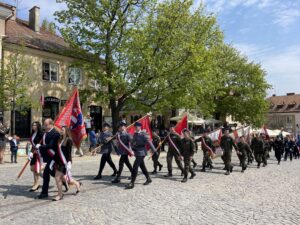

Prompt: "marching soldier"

[195,129,214,172]
[220,129,237,175]
[251,133,264,168]
[94,123,118,180]
[164,124,184,177]
[151,129,163,174]
[126,122,156,189]
[236,136,251,172]
[273,135,284,165]
[262,135,270,167]
[111,122,133,184]
[180,129,196,183]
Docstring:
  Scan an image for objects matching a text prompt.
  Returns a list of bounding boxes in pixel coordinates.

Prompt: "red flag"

[54,88,87,148]
[127,115,152,141]
[174,114,188,135]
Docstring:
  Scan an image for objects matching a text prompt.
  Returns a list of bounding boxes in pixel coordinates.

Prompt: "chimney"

[10,6,16,20]
[286,93,295,96]
[29,6,40,32]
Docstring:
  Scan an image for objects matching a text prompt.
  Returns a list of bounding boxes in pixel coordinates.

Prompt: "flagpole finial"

[147,112,152,116]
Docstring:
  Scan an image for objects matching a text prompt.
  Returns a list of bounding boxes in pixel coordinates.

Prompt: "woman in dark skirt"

[28,121,43,192]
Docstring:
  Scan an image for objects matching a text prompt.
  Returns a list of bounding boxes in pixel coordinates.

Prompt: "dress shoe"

[164,173,172,177]
[111,171,117,177]
[125,183,134,189]
[181,178,187,183]
[158,164,163,171]
[36,193,48,199]
[144,178,152,185]
[29,185,40,192]
[190,173,196,179]
[225,171,230,175]
[230,166,233,173]
[94,174,102,180]
[151,170,157,175]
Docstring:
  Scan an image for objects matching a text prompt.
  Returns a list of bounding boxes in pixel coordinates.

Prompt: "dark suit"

[38,128,60,195]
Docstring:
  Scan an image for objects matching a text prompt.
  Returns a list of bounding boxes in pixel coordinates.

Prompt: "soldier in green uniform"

[262,134,270,167]
[220,129,237,175]
[250,133,264,168]
[195,129,214,172]
[180,129,196,183]
[164,124,184,177]
[237,136,251,172]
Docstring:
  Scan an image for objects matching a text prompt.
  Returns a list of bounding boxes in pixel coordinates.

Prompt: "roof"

[4,18,71,56]
[0,2,15,10]
[267,94,300,113]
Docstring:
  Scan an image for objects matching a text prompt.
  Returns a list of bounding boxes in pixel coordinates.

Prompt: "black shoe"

[127,176,132,180]
[257,165,260,169]
[225,171,230,175]
[230,167,233,173]
[164,173,172,177]
[181,178,187,183]
[193,163,197,168]
[222,167,226,170]
[94,174,102,180]
[36,193,48,199]
[144,178,152,185]
[159,164,163,171]
[190,173,196,179]
[111,177,120,184]
[29,185,40,192]
[262,164,266,167]
[125,183,134,189]
[111,171,117,177]
[241,170,244,173]
[151,170,157,175]
[200,169,206,172]
[209,165,213,170]
[181,170,184,176]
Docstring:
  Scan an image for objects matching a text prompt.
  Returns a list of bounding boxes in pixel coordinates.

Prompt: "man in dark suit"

[36,118,60,199]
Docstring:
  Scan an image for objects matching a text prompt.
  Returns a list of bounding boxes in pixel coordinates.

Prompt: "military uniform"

[112,130,133,183]
[237,141,251,172]
[126,130,156,189]
[251,137,264,168]
[220,135,237,175]
[165,133,184,176]
[94,130,117,179]
[195,136,214,172]
[180,137,196,182]
[284,139,294,161]
[152,134,163,174]
[273,138,283,164]
[262,139,270,166]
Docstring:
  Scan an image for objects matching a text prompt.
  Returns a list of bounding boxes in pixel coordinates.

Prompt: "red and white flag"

[54,88,87,148]
[174,114,188,135]
[208,128,222,144]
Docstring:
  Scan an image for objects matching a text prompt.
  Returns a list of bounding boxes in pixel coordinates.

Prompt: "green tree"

[211,45,270,127]
[0,46,34,134]
[41,18,56,34]
[55,0,223,131]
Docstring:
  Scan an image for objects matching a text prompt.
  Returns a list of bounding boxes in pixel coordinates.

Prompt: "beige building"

[267,93,300,136]
[0,2,108,138]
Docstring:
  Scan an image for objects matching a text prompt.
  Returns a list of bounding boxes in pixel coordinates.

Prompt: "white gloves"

[36,144,41,149]
[67,161,72,170]
[28,152,33,160]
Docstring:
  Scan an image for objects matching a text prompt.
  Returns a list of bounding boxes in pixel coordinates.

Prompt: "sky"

[3,0,300,96]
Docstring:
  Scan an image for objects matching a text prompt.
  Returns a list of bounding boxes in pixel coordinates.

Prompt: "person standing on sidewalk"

[0,122,10,164]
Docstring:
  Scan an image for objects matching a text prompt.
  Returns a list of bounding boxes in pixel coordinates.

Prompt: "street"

[1,151,300,225]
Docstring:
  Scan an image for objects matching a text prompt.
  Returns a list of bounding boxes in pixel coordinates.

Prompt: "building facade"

[267,93,300,136]
[0,3,108,138]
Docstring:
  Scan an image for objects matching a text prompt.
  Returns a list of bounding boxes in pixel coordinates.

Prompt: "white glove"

[36,144,41,149]
[67,161,72,170]
[28,152,33,160]
[49,160,54,171]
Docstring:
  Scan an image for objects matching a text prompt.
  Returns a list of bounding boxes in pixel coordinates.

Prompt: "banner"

[174,114,188,135]
[208,129,222,144]
[54,88,87,148]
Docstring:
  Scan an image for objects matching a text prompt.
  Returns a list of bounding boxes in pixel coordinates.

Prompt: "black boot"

[190,172,196,179]
[200,165,206,172]
[181,177,187,183]
[111,177,120,183]
[144,177,152,185]
[193,162,197,168]
[164,171,172,177]
[111,171,117,177]
[152,170,157,174]
[125,182,134,189]
[230,166,233,173]
[225,170,230,175]
[94,174,102,180]
[158,164,163,171]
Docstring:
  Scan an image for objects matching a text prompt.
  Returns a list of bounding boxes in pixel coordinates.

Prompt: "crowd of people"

[1,117,300,201]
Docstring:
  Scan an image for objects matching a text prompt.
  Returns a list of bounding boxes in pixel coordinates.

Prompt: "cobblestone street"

[1,151,300,225]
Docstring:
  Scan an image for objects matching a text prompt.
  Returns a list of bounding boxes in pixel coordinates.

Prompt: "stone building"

[0,2,108,138]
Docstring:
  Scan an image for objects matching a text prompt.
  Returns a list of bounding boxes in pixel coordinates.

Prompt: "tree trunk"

[12,99,15,135]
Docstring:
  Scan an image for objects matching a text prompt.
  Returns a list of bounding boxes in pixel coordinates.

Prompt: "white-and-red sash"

[201,137,214,156]
[30,132,41,173]
[168,135,181,156]
[43,132,55,158]
[116,134,134,157]
[58,140,70,182]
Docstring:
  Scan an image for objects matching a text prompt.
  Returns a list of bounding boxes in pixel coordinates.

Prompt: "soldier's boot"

[257,162,260,168]
[180,170,184,176]
[181,177,188,183]
[111,170,118,177]
[164,170,172,177]
[200,165,206,172]
[152,170,157,174]
[193,161,197,168]
[158,164,163,171]
[125,182,134,189]
[94,174,102,180]
[230,166,233,173]
[225,170,230,175]
[111,176,121,183]
[190,172,196,179]
[144,177,152,185]
[209,164,213,170]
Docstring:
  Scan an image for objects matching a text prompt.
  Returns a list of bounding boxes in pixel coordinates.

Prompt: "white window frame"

[68,67,82,85]
[42,62,59,82]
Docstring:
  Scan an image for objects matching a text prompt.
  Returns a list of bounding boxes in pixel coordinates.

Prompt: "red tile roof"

[267,94,300,113]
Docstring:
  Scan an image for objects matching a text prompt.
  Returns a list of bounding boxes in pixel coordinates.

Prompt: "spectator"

[0,122,10,164]
[9,134,19,163]
[89,127,97,150]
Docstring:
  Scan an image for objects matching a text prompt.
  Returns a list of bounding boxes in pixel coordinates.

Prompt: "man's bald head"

[44,118,54,131]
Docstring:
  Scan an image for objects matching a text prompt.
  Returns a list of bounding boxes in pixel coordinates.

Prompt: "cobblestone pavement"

[1,150,300,225]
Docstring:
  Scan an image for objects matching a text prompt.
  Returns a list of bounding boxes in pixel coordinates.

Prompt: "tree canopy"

[55,0,270,130]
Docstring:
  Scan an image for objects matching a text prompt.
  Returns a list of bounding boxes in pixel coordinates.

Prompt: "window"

[43,62,58,82]
[69,67,82,85]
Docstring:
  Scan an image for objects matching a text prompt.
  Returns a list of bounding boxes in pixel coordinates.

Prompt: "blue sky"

[3,0,300,96]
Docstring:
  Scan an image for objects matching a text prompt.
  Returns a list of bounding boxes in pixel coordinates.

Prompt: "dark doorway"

[42,97,60,120]
[12,108,31,138]
[89,106,102,131]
